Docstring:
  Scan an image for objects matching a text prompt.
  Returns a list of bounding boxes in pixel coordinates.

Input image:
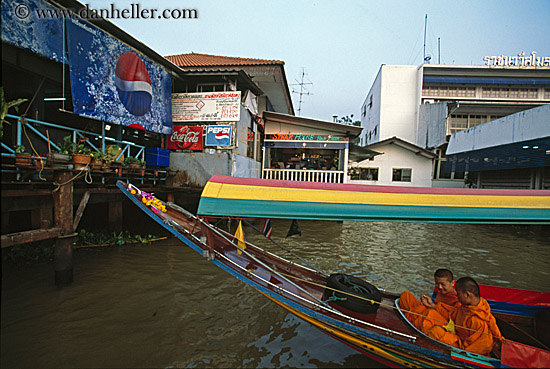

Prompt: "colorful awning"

[198,175,550,224]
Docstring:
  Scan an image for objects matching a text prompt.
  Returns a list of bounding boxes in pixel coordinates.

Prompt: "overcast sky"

[86,0,550,122]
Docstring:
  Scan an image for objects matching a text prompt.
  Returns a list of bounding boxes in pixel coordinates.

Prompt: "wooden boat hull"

[117,180,549,368]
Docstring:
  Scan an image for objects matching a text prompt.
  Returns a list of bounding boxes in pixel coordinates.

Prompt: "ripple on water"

[2,221,549,368]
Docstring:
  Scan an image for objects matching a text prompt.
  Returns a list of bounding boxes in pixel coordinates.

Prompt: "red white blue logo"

[205,125,232,146]
[115,52,152,116]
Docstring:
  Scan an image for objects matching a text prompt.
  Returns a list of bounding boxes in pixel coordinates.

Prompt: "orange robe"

[399,291,459,332]
[426,297,503,356]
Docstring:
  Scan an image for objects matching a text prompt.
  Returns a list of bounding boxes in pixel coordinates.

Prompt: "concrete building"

[358,60,550,188]
[165,53,294,186]
[349,137,436,187]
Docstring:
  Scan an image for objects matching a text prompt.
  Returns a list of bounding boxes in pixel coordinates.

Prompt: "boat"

[198,175,550,224]
[117,179,550,368]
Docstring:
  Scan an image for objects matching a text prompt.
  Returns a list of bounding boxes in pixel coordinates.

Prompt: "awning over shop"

[198,175,550,224]
[265,141,347,149]
[446,105,550,172]
[447,137,550,173]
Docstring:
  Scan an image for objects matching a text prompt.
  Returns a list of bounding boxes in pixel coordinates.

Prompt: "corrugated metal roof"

[165,53,285,67]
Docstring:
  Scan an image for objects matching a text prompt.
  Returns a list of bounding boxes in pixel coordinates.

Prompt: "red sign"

[168,126,203,150]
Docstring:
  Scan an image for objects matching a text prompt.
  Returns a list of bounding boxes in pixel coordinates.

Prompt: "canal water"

[2,220,549,368]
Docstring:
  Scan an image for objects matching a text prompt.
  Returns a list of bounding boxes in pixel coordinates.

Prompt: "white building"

[357,60,550,188]
[349,136,435,187]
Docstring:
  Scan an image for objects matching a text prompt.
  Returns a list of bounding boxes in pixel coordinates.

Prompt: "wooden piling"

[108,200,123,233]
[53,171,74,286]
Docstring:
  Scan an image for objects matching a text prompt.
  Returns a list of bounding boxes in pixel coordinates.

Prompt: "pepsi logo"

[115,52,152,116]
[215,131,230,140]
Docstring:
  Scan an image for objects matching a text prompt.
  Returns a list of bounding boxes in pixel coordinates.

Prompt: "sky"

[86,0,550,122]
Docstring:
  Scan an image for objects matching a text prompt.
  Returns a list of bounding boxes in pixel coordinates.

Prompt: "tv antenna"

[290,68,313,116]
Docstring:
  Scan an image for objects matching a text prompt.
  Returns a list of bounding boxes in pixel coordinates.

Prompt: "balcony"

[262,168,345,183]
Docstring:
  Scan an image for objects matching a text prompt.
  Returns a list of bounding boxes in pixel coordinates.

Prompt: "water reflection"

[1,221,549,368]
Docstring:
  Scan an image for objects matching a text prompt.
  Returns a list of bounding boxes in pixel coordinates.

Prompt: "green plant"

[73,229,158,247]
[123,156,140,166]
[90,151,104,160]
[73,143,91,155]
[15,144,26,154]
[54,135,72,154]
[1,87,28,138]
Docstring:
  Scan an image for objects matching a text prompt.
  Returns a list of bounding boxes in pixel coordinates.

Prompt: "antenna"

[438,37,441,64]
[290,68,313,116]
[423,14,428,64]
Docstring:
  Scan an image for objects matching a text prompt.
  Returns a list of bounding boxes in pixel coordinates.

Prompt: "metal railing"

[262,168,344,183]
[1,114,145,162]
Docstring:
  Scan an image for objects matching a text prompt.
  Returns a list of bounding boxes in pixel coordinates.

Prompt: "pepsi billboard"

[205,125,233,147]
[67,18,172,134]
[1,0,64,63]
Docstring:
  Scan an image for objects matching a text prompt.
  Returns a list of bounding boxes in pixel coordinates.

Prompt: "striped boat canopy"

[198,175,550,224]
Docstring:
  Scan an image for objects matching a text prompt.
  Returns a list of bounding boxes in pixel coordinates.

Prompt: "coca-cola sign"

[168,126,203,151]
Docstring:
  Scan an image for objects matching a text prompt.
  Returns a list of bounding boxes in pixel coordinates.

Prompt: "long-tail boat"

[117,177,550,368]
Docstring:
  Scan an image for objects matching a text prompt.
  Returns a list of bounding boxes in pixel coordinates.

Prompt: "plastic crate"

[145,147,170,168]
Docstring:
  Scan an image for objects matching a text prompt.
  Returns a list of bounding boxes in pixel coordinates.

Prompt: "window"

[483,87,538,99]
[246,127,255,159]
[360,168,378,180]
[392,168,412,182]
[197,83,226,92]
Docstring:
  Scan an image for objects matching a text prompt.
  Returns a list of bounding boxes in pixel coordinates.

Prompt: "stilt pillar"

[53,171,74,286]
[108,200,123,233]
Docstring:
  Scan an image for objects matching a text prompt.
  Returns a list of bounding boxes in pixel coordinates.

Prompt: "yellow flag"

[234,220,246,254]
[443,318,456,334]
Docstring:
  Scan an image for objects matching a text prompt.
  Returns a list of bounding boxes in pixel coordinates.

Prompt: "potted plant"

[48,135,72,166]
[71,141,92,169]
[123,156,141,169]
[90,151,104,171]
[14,144,32,166]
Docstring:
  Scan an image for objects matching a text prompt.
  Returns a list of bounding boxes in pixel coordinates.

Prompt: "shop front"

[262,112,361,183]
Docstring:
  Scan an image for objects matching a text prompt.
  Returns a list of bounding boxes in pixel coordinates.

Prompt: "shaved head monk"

[399,269,460,332]
[426,276,503,356]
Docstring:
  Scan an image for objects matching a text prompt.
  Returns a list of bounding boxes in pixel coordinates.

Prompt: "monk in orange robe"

[399,269,460,332]
[426,277,503,356]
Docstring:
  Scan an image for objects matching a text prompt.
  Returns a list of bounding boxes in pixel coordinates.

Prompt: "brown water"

[2,221,549,368]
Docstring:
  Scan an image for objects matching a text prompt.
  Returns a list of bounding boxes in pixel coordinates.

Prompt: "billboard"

[66,17,172,134]
[172,91,241,122]
[1,0,64,63]
[205,125,233,147]
[168,126,203,151]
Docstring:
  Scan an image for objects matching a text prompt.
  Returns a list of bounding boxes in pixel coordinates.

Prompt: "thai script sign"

[168,125,203,150]
[266,133,348,142]
[205,125,233,146]
[484,51,550,67]
[172,91,241,122]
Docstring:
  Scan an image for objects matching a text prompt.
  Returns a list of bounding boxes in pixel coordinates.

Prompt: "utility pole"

[290,68,313,116]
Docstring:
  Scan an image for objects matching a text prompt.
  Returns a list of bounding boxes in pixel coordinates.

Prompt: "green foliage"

[3,242,55,264]
[15,144,26,153]
[337,114,361,126]
[74,229,157,247]
[1,86,29,138]
[3,230,159,264]
[54,135,73,154]
[58,135,92,155]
